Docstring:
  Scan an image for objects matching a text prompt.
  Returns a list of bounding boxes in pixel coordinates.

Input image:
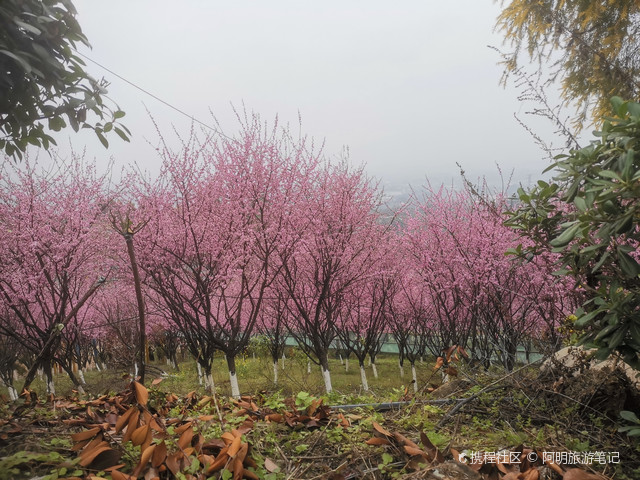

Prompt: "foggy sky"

[50,1,568,190]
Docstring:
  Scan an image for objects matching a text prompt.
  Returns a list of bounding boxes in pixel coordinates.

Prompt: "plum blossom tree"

[138,116,321,397]
[389,271,432,392]
[0,156,113,394]
[279,163,384,393]
[336,237,395,391]
[257,285,292,386]
[405,184,575,371]
[88,279,142,374]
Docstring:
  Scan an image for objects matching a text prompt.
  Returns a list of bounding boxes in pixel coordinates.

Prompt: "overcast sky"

[51,1,568,190]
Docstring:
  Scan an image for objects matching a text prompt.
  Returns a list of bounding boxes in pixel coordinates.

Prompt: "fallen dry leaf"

[264,457,279,473]
[372,421,392,437]
[133,381,148,406]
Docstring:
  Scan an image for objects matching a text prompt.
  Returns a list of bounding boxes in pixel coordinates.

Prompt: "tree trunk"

[44,360,55,395]
[125,233,146,385]
[359,363,369,392]
[7,384,18,401]
[226,354,240,398]
[273,360,278,385]
[411,362,418,393]
[196,361,203,385]
[3,379,18,401]
[320,353,333,393]
[203,366,215,393]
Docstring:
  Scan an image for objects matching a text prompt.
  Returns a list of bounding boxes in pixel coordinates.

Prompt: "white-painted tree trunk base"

[47,378,55,396]
[339,354,344,365]
[8,385,18,401]
[307,360,311,374]
[101,362,107,370]
[134,362,139,379]
[411,364,418,393]
[322,368,333,393]
[281,352,286,370]
[367,357,372,367]
[77,383,85,395]
[78,369,86,385]
[272,361,278,385]
[360,365,369,392]
[345,358,349,372]
[372,363,379,379]
[95,363,101,372]
[206,373,215,392]
[229,371,240,398]
[399,364,405,377]
[197,363,203,385]
[442,372,450,384]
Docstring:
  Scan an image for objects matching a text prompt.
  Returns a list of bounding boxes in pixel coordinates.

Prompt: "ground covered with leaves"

[0,362,638,480]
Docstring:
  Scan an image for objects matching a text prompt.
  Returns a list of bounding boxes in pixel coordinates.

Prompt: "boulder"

[542,345,640,391]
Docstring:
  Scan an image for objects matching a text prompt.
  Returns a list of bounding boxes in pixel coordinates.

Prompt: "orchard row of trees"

[0,116,580,398]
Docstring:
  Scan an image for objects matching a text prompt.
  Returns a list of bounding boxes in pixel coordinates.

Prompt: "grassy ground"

[4,351,440,401]
[1,352,639,479]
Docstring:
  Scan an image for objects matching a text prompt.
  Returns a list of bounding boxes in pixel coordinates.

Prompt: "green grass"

[1,351,442,401]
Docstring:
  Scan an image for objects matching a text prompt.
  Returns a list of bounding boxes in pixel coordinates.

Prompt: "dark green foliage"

[507,97,640,368]
[0,0,129,159]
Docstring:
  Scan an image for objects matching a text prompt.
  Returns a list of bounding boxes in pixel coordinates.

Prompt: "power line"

[77,52,227,137]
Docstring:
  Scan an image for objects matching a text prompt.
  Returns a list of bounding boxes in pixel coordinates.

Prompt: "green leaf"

[591,251,610,273]
[96,131,109,148]
[620,149,634,180]
[0,49,32,73]
[48,116,66,131]
[620,410,640,423]
[13,18,42,35]
[574,309,602,327]
[114,127,130,142]
[550,222,580,247]
[608,326,626,349]
[617,248,640,278]
[630,323,640,345]
[594,322,619,341]
[574,196,587,212]
[627,101,640,119]
[598,170,622,181]
[611,97,626,115]
[579,243,604,254]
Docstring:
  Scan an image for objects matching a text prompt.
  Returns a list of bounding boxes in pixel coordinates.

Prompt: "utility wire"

[77,52,228,137]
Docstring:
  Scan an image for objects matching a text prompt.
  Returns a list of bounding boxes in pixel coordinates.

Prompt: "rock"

[429,379,472,399]
[542,345,640,392]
